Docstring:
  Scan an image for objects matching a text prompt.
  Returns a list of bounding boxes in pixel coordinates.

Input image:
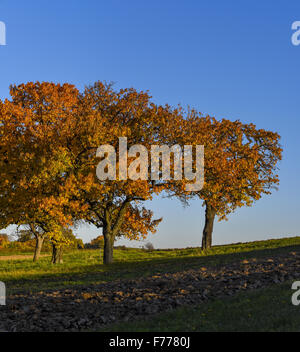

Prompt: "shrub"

[145,242,154,251]
[85,235,104,249]
[0,234,9,249]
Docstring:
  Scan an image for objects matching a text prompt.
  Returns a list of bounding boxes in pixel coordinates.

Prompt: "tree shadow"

[4,243,300,295]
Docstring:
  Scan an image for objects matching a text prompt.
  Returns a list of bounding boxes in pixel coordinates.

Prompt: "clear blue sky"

[0,0,299,248]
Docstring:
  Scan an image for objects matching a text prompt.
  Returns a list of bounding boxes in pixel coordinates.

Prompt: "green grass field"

[1,236,300,293]
[1,236,300,331]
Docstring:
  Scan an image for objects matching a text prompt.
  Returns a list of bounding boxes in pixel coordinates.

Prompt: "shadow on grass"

[3,243,300,294]
[99,281,299,332]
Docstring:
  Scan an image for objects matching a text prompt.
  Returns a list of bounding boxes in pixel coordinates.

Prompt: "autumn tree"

[59,82,177,264]
[89,235,104,248]
[0,82,80,261]
[48,226,77,264]
[15,229,33,242]
[0,234,9,248]
[169,114,282,249]
[16,224,46,261]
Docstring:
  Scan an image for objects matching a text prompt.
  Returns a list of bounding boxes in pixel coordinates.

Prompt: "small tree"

[145,242,154,251]
[76,238,84,249]
[0,234,9,248]
[48,226,78,264]
[90,235,104,248]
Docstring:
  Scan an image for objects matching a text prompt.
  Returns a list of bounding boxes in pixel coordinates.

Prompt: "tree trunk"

[51,244,63,264]
[100,201,129,264]
[103,231,114,265]
[201,203,216,250]
[33,235,44,262]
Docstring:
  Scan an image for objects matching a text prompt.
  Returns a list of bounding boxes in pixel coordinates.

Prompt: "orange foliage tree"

[58,82,184,264]
[168,113,282,249]
[0,81,182,264]
[0,234,9,248]
[0,82,81,261]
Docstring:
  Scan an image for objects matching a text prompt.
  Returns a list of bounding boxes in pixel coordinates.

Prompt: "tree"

[15,229,33,242]
[90,235,104,248]
[0,234,9,248]
[144,242,154,251]
[28,224,48,262]
[169,115,282,249]
[58,82,178,264]
[0,82,81,261]
[48,226,77,264]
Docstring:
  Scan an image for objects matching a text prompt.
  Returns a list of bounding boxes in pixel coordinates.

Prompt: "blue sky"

[0,0,299,247]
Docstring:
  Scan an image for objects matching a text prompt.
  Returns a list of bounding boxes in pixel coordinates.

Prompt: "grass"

[100,280,300,332]
[0,248,51,256]
[1,236,300,294]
